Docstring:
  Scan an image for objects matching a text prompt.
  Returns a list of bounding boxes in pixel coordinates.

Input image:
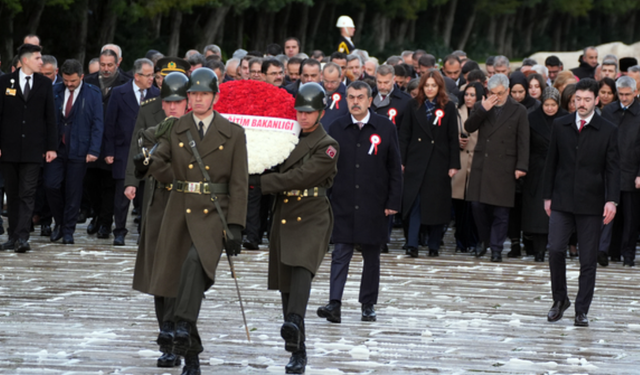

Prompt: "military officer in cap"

[250,82,339,374]
[138,68,248,375]
[130,72,190,368]
[336,16,356,54]
[124,57,190,220]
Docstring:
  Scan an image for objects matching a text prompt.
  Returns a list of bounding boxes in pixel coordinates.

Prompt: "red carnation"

[214,80,297,120]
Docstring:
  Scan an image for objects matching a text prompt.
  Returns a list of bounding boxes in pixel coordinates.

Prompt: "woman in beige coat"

[452,82,484,252]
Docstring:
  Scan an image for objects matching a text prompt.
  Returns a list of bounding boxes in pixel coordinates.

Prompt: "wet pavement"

[1,219,639,374]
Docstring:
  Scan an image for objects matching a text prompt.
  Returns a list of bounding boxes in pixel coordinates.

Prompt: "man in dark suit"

[317,81,402,324]
[0,44,57,252]
[83,49,130,239]
[284,59,321,97]
[45,59,103,244]
[465,73,529,262]
[104,58,159,246]
[320,62,348,130]
[599,76,640,267]
[371,64,412,128]
[543,78,619,327]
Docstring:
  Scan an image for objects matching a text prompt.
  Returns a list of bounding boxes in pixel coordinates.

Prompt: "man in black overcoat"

[317,81,402,323]
[0,44,57,252]
[543,78,619,327]
[371,64,411,129]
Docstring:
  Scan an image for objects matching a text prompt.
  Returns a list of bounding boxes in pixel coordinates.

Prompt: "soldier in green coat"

[138,68,248,375]
[251,82,339,374]
[130,72,189,368]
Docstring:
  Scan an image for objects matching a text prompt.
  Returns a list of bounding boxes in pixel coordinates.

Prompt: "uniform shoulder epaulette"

[141,97,158,106]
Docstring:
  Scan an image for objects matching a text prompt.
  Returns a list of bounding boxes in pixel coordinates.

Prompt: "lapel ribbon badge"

[369,134,381,155]
[433,109,444,126]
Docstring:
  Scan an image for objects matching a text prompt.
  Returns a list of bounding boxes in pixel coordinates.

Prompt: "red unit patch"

[326,145,337,159]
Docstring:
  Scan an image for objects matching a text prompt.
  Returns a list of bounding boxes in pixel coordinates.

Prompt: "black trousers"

[113,179,130,236]
[471,202,510,253]
[33,166,52,227]
[548,210,601,314]
[244,185,262,243]
[329,243,381,305]
[84,168,115,229]
[453,198,478,250]
[607,191,640,262]
[1,162,41,241]
[174,245,213,356]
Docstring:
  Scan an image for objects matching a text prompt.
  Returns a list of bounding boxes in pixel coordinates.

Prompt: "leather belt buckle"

[202,183,211,194]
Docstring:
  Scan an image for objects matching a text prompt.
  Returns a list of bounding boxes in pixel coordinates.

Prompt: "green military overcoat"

[147,112,248,297]
[261,125,339,293]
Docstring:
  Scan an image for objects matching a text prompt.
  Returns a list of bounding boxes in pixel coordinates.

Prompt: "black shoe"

[534,251,545,262]
[180,354,200,375]
[1,238,16,250]
[87,219,99,235]
[133,216,141,224]
[456,246,468,253]
[597,252,609,266]
[77,210,88,224]
[507,243,521,258]
[157,352,181,368]
[281,313,304,352]
[623,259,635,267]
[428,248,439,257]
[242,239,259,250]
[41,224,52,237]
[491,252,502,262]
[113,234,125,246]
[285,347,307,374]
[317,300,341,323]
[574,313,589,327]
[157,321,175,348]
[62,235,74,245]
[475,242,488,258]
[361,304,377,322]
[173,321,192,356]
[15,239,30,253]
[381,243,389,253]
[96,226,111,239]
[407,246,419,258]
[610,255,621,262]
[547,299,571,322]
[132,207,140,216]
[50,225,63,242]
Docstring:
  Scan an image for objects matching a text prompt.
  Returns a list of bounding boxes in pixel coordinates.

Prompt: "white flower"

[245,128,299,174]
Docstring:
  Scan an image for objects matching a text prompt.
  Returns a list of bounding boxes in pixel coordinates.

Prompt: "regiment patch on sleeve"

[326,145,337,159]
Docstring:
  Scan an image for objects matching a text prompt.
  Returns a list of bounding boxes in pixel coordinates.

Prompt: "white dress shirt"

[575,111,595,131]
[19,69,33,94]
[351,111,371,129]
[133,81,147,105]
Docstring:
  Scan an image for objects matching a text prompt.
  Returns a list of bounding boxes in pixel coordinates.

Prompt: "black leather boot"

[181,354,201,375]
[173,321,192,356]
[281,313,304,353]
[285,344,307,374]
[157,352,181,368]
[157,321,175,348]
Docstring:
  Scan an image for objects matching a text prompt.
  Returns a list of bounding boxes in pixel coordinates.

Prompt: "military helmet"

[187,67,219,94]
[160,72,189,102]
[294,82,326,112]
[336,15,355,28]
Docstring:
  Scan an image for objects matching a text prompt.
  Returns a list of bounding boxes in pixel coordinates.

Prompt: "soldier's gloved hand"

[248,174,261,188]
[225,224,243,256]
[133,152,152,175]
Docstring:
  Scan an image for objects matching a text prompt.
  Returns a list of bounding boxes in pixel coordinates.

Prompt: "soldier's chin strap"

[313,109,324,127]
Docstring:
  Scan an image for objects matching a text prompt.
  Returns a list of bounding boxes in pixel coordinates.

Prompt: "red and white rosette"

[214,80,300,174]
[369,134,381,155]
[388,108,397,124]
[433,109,444,126]
[330,93,341,110]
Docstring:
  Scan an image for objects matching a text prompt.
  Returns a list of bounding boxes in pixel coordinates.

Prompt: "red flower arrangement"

[214,80,297,120]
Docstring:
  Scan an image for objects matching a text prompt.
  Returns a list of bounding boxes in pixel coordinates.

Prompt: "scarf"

[99,69,120,97]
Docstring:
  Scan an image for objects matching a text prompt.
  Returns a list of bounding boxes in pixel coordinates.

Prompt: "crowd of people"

[0,14,638,375]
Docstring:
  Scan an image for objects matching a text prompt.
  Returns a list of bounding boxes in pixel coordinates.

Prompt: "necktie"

[24,76,31,100]
[65,90,74,119]
[198,121,205,139]
[357,122,364,130]
[579,119,586,133]
[381,95,387,101]
[139,89,145,105]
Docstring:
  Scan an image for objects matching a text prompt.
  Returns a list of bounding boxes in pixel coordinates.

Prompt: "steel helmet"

[295,82,326,112]
[336,15,355,28]
[187,67,219,94]
[160,72,189,102]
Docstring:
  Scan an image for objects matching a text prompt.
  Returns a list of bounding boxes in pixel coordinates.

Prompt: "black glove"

[248,174,261,188]
[133,152,152,175]
[225,224,243,256]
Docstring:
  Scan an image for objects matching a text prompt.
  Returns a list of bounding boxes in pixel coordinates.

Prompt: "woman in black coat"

[399,69,460,257]
[522,87,568,261]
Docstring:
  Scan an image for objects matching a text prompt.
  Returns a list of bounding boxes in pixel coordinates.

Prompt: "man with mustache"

[543,78,620,327]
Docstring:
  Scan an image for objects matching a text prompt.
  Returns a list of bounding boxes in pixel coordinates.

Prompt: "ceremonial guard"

[251,82,339,374]
[130,72,190,369]
[139,68,248,375]
[336,16,356,54]
[317,81,402,323]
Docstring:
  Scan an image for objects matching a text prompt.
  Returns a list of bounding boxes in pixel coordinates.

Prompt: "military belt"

[156,182,173,191]
[173,180,229,195]
[281,187,327,197]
